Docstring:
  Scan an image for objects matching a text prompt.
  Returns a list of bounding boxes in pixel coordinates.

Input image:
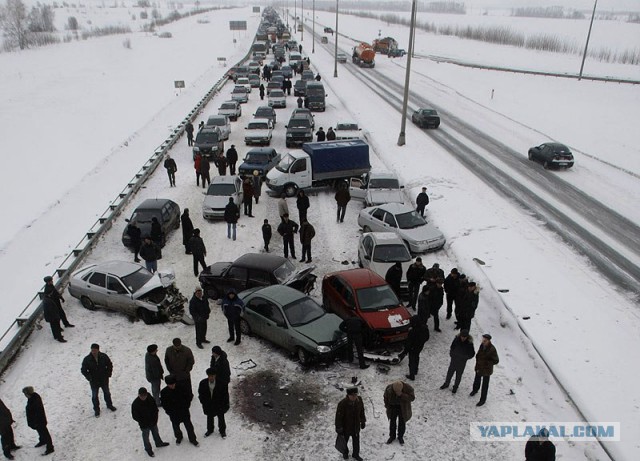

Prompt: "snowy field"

[0,4,638,461]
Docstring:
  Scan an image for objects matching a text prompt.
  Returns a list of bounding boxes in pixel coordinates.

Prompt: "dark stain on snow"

[236,370,325,431]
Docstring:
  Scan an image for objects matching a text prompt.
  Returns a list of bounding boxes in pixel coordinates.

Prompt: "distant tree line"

[0,0,58,50]
[301,0,466,14]
[512,6,584,19]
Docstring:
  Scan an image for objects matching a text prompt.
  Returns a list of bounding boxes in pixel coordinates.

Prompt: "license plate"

[558,162,568,166]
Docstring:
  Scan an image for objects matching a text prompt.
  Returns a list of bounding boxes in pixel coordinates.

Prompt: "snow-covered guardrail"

[0,41,257,375]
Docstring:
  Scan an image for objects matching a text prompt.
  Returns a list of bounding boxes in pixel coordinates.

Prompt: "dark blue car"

[238,147,281,178]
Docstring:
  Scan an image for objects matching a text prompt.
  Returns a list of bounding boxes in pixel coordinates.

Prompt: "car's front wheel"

[205,286,219,300]
[80,296,96,311]
[528,151,534,161]
[139,308,157,325]
[543,161,551,170]
[240,319,252,336]
[284,184,298,197]
[297,347,311,366]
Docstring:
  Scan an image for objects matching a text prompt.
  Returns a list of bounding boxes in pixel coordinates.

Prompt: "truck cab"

[267,151,311,196]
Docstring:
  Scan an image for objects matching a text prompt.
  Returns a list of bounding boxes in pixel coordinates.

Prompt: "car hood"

[294,313,345,345]
[246,129,272,137]
[203,195,234,209]
[359,307,411,330]
[219,109,236,115]
[335,130,360,139]
[288,127,311,133]
[134,269,176,298]
[282,266,316,286]
[203,262,231,278]
[398,223,443,242]
[366,190,404,205]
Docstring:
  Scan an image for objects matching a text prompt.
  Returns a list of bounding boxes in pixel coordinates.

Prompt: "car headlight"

[316,345,331,353]
[286,133,293,137]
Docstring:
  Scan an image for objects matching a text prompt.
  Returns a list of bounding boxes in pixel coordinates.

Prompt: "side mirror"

[400,185,405,189]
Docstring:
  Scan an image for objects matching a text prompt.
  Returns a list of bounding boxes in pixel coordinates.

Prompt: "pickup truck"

[266,139,371,197]
[238,147,281,178]
[349,171,405,207]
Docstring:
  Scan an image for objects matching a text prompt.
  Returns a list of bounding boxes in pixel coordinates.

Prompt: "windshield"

[245,154,268,164]
[131,210,159,223]
[283,297,325,327]
[273,260,296,283]
[372,244,411,263]
[337,123,358,130]
[270,90,284,97]
[276,154,296,173]
[208,118,225,127]
[289,118,310,128]
[233,87,246,93]
[256,109,273,117]
[248,122,269,130]
[422,109,437,116]
[220,103,236,110]
[356,285,401,311]
[121,268,154,293]
[207,184,236,196]
[369,178,400,189]
[196,131,220,143]
[396,211,426,229]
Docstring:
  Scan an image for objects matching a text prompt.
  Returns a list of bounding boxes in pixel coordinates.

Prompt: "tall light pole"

[333,0,339,77]
[312,0,315,53]
[294,0,297,33]
[579,0,598,80]
[397,0,417,146]
[301,0,304,41]
[286,0,289,27]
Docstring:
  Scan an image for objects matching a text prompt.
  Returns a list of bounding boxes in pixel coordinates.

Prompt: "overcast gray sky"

[467,0,640,11]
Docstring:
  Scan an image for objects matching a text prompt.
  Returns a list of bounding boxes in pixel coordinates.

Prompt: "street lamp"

[301,0,304,41]
[294,0,297,33]
[312,0,315,53]
[397,0,417,146]
[579,0,598,80]
[333,0,339,77]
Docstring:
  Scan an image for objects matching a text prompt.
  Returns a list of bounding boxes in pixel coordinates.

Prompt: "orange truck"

[352,42,376,68]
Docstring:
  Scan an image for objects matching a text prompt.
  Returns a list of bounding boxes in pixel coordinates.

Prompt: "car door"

[358,234,373,268]
[383,212,399,231]
[262,301,290,349]
[290,158,310,185]
[235,177,244,204]
[247,269,271,290]
[368,208,387,232]
[85,271,109,307]
[105,275,133,315]
[224,265,248,293]
[244,297,268,337]
[349,177,367,201]
[323,276,352,320]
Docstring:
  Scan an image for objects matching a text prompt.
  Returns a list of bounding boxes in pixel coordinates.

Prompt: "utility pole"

[579,0,598,80]
[397,0,417,146]
[333,0,339,77]
[312,0,315,53]
[301,0,304,41]
[294,0,297,33]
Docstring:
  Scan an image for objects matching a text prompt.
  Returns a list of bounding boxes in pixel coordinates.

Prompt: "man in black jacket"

[226,145,238,175]
[0,398,20,460]
[198,368,230,438]
[296,190,310,223]
[43,276,74,329]
[277,214,299,259]
[221,290,244,345]
[161,375,198,446]
[189,288,211,349]
[188,229,207,277]
[525,429,556,461]
[131,387,169,457]
[163,154,177,187]
[150,217,162,246]
[126,222,142,262]
[224,198,239,241]
[42,292,66,343]
[405,258,425,309]
[443,268,460,320]
[262,219,272,252]
[80,343,115,417]
[316,127,326,141]
[399,316,429,380]
[145,344,164,406]
[415,187,429,217]
[428,278,445,332]
[209,346,231,390]
[439,330,475,393]
[181,209,194,255]
[22,387,53,456]
[185,121,194,146]
[140,237,160,274]
[385,262,403,299]
[339,317,369,370]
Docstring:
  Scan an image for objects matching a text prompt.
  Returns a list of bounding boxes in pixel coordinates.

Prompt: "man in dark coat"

[217,155,227,176]
[199,156,211,188]
[415,187,429,217]
[385,262,403,299]
[454,274,469,328]
[242,178,254,217]
[160,375,198,446]
[424,262,445,284]
[440,329,475,393]
[42,290,66,343]
[316,127,326,141]
[456,281,477,332]
[416,284,431,325]
[259,84,265,100]
[126,221,142,262]
[181,209,194,255]
[284,78,292,95]
[226,145,238,176]
[224,198,240,241]
[299,219,315,263]
[189,288,211,349]
[23,387,53,456]
[43,276,74,329]
[150,217,162,246]
[185,121,194,146]
[252,170,262,204]
[399,316,429,381]
[296,190,310,223]
[221,290,244,345]
[405,258,425,309]
[334,184,351,223]
[428,278,445,331]
[525,429,556,461]
[335,387,366,461]
[80,343,115,417]
[188,228,207,277]
[145,344,164,406]
[383,380,415,445]
[326,127,336,140]
[164,154,177,187]
[297,96,303,108]
[339,317,369,370]
[0,399,19,460]
[277,214,299,259]
[140,236,160,274]
[131,387,169,457]
[198,368,230,438]
[262,219,272,252]
[471,334,499,406]
[209,346,231,389]
[164,338,195,393]
[443,268,460,320]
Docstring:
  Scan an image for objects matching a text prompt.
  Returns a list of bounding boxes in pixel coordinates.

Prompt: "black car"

[411,108,440,129]
[285,115,314,148]
[293,79,307,97]
[528,142,574,169]
[121,198,180,248]
[193,127,225,161]
[198,253,317,300]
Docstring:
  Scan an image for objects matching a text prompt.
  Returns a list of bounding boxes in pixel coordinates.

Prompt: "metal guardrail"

[0,40,257,374]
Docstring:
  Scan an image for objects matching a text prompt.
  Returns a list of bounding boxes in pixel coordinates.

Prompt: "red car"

[322,268,411,345]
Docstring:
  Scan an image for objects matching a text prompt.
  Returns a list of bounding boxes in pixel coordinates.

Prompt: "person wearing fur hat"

[197,368,230,438]
[160,375,198,446]
[471,334,499,406]
[383,380,415,445]
[145,344,164,406]
[209,346,231,389]
[335,387,366,461]
[439,329,475,394]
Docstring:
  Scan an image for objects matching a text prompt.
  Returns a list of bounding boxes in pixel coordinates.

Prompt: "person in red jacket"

[194,153,202,187]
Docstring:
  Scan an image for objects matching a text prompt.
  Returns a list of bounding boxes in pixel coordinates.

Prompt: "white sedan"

[358,232,412,292]
[357,203,445,253]
[335,121,362,140]
[268,89,287,108]
[244,118,274,146]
